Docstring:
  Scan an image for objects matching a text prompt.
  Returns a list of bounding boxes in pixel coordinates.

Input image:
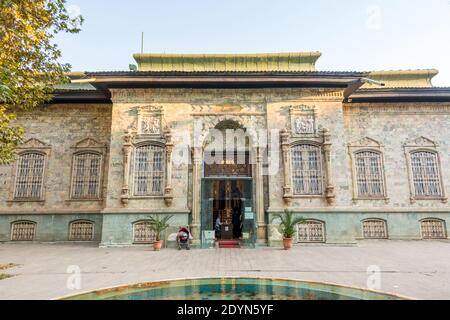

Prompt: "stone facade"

[0,88,448,246]
[0,51,449,246]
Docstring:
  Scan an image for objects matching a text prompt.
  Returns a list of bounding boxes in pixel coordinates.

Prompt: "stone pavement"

[1,240,450,300]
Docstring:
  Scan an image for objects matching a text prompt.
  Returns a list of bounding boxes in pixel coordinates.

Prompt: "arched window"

[14,152,45,200]
[69,220,95,241]
[297,220,325,243]
[421,218,447,239]
[11,221,36,241]
[291,144,323,195]
[133,144,165,196]
[71,152,102,199]
[410,151,443,198]
[133,221,157,243]
[362,219,388,239]
[354,151,385,198]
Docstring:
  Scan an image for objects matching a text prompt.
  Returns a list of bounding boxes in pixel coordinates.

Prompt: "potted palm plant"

[272,209,306,250]
[148,215,173,251]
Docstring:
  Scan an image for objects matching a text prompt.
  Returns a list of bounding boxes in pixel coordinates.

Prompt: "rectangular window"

[14,153,45,200]
[71,153,102,199]
[11,222,36,241]
[133,222,157,243]
[362,219,387,239]
[134,145,165,196]
[421,219,447,239]
[297,221,325,243]
[354,151,385,198]
[292,144,323,195]
[411,151,442,197]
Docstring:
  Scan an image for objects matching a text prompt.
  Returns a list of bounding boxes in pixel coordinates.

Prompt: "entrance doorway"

[212,180,244,240]
[201,178,255,248]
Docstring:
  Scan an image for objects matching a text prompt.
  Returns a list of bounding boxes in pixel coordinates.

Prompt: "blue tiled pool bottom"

[64,278,403,300]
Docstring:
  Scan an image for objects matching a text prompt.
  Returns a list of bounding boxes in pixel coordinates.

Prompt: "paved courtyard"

[1,240,450,300]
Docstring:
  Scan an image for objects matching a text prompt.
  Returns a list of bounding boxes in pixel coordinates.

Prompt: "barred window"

[421,219,447,239]
[410,151,443,197]
[11,221,36,241]
[354,151,385,198]
[133,221,157,243]
[291,144,323,195]
[14,152,45,200]
[133,144,165,196]
[362,219,388,239]
[297,221,325,243]
[69,220,95,241]
[71,152,102,199]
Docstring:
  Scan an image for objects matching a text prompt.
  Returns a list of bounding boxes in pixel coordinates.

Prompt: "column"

[255,146,266,243]
[163,129,174,206]
[322,128,336,205]
[190,147,202,245]
[280,129,293,205]
[120,130,133,206]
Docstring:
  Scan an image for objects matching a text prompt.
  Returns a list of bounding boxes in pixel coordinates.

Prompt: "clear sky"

[56,0,450,86]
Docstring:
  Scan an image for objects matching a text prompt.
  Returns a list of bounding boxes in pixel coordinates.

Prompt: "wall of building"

[0,90,449,245]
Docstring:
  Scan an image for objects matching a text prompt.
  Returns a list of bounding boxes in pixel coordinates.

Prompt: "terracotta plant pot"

[283,238,293,250]
[153,240,163,251]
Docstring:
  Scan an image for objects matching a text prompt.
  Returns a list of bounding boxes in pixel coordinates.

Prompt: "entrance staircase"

[218,240,241,249]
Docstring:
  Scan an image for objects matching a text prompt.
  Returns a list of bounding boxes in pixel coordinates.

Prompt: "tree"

[0,0,83,164]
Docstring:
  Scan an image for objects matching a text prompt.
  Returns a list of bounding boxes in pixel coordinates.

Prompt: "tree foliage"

[0,0,83,164]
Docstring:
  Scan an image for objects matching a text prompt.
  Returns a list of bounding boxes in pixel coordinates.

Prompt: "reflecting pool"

[63,278,405,300]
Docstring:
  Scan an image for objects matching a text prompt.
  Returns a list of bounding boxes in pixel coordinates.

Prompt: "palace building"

[0,52,449,247]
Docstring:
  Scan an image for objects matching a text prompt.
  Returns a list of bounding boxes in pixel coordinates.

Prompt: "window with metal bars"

[133,144,165,196]
[354,151,385,198]
[71,152,102,199]
[362,219,388,239]
[297,221,325,243]
[14,152,45,200]
[291,144,323,195]
[11,221,36,241]
[133,221,157,243]
[69,220,95,241]
[410,151,443,198]
[421,219,447,239]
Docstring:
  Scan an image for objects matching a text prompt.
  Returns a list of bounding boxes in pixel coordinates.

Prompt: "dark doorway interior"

[212,180,243,240]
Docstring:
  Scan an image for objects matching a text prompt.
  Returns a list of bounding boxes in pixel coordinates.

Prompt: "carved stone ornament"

[136,105,164,136]
[290,105,317,136]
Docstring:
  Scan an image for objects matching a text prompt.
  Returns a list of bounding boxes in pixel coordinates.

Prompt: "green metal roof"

[133,52,322,72]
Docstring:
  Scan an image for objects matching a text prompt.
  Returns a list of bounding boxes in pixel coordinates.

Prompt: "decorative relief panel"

[290,105,317,136]
[136,106,163,136]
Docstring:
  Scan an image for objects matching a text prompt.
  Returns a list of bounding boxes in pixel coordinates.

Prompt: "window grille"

[291,144,323,195]
[421,219,447,239]
[362,219,388,239]
[410,151,443,198]
[297,221,325,243]
[71,152,102,199]
[11,221,36,241]
[69,221,94,241]
[14,153,45,200]
[133,145,165,196]
[354,151,385,198]
[133,221,157,243]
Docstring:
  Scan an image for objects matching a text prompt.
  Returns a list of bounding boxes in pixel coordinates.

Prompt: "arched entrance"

[199,120,257,248]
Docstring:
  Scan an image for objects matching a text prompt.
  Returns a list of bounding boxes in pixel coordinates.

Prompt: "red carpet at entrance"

[218,240,241,249]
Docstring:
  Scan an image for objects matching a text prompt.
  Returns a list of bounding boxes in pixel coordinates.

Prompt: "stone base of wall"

[0,214,103,242]
[268,211,450,247]
[99,212,190,247]
[2,211,449,247]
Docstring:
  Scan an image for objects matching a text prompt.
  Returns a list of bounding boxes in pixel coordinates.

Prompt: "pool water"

[63,278,404,300]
